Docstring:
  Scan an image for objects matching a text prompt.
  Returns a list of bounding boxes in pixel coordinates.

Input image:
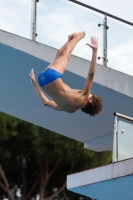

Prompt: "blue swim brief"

[38,68,62,87]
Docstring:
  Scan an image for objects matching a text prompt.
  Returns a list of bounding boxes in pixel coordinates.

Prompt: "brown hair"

[81,94,103,116]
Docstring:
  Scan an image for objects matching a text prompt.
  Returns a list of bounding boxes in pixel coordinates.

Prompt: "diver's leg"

[54,41,69,60]
[55,31,85,60]
[48,31,85,75]
[54,33,75,60]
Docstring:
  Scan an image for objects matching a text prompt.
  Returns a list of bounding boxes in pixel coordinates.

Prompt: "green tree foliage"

[0,112,112,200]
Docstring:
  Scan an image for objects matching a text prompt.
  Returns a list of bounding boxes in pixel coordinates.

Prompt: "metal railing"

[31,0,133,73]
[113,112,133,162]
[68,0,133,26]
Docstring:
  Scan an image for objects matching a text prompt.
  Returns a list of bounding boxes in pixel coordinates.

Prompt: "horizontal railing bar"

[114,112,133,122]
[68,0,133,26]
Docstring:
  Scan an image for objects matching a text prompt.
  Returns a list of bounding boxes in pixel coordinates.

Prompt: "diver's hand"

[86,36,98,50]
[28,68,36,84]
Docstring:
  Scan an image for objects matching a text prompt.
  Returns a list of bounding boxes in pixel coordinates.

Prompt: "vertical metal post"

[32,0,39,41]
[112,116,118,162]
[98,14,108,65]
[103,14,108,67]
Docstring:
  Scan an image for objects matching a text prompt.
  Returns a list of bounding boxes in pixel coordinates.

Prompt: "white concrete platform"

[0,29,133,152]
[67,158,133,200]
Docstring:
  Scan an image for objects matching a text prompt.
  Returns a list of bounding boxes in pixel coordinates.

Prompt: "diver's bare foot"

[68,31,86,41]
[79,31,86,38]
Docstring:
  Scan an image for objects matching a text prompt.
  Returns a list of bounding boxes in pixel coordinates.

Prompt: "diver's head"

[81,94,103,116]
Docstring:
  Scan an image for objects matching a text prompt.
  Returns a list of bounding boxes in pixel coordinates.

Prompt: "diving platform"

[67,158,133,200]
[0,29,133,152]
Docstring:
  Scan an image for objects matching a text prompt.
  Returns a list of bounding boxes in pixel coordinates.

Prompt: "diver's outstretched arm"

[82,36,98,96]
[29,68,49,105]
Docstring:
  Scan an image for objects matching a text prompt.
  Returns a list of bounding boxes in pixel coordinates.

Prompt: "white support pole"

[32,0,39,41]
[97,14,108,66]
[103,15,108,67]
[112,116,118,163]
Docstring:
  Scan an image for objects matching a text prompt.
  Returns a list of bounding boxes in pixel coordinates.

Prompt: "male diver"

[29,31,102,116]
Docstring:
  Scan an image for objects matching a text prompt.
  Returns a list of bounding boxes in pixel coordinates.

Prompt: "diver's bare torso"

[42,78,85,113]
